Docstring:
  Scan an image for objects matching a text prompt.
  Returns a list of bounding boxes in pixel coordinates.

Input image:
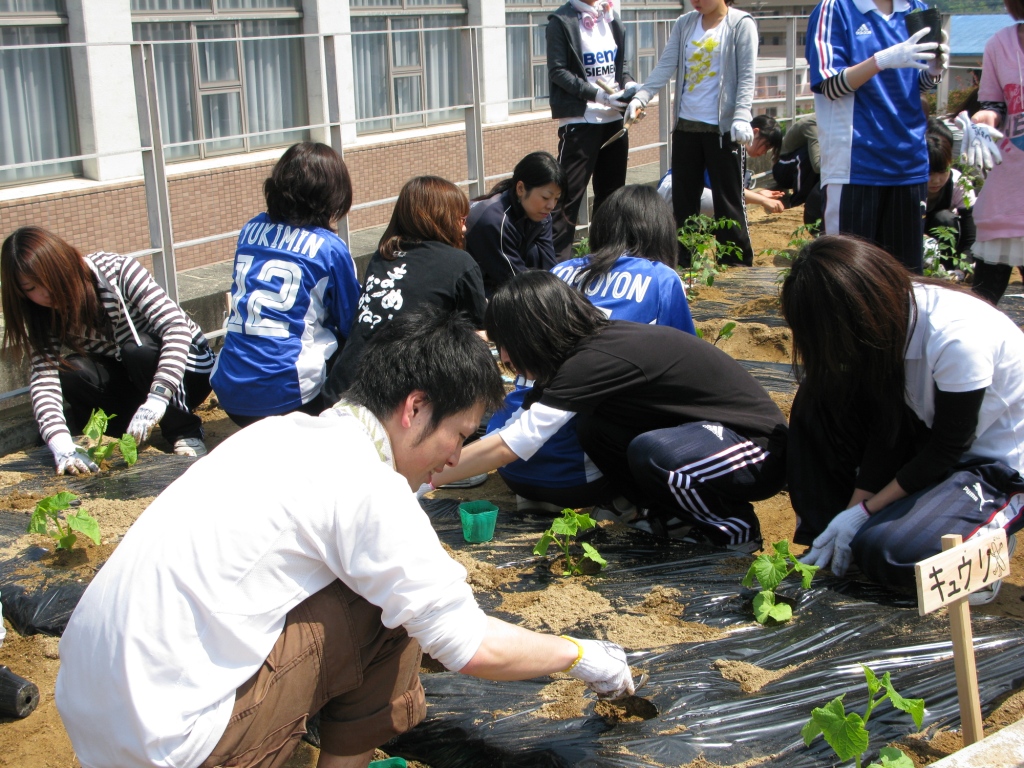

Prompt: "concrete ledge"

[928,719,1024,767]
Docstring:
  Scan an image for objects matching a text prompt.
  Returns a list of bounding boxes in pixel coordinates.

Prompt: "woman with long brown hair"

[1,227,214,472]
[323,175,486,401]
[781,235,1024,600]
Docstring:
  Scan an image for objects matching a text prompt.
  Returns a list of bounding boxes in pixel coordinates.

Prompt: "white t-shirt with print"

[561,13,622,126]
[679,20,724,125]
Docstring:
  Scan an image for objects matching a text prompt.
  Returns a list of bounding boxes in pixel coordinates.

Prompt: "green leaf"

[867,747,916,768]
[791,558,819,589]
[720,321,736,338]
[581,542,607,570]
[57,532,77,550]
[119,434,138,466]
[863,665,883,698]
[533,531,555,556]
[89,442,116,464]
[574,512,596,532]
[806,695,870,761]
[750,552,789,591]
[36,491,76,515]
[66,510,101,546]
[773,539,791,556]
[753,590,776,624]
[551,517,577,537]
[741,561,758,589]
[695,328,705,339]
[886,684,926,730]
[767,600,793,622]
[83,408,111,444]
[27,506,50,535]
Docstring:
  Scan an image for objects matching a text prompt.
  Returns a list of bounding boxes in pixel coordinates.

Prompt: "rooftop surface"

[951,14,1017,56]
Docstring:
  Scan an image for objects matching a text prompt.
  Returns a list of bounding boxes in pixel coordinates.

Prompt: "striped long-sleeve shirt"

[30,252,214,443]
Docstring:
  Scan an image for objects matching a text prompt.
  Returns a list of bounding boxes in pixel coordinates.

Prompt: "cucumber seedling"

[742,539,818,623]
[83,408,138,467]
[802,665,924,768]
[533,508,607,576]
[27,491,101,551]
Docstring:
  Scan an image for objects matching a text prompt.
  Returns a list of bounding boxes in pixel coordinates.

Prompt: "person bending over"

[805,0,947,272]
[490,185,696,515]
[771,114,822,230]
[782,235,1024,600]
[0,227,214,467]
[55,307,633,768]
[324,175,486,402]
[465,151,567,297]
[211,142,361,426]
[923,117,975,272]
[432,271,787,552]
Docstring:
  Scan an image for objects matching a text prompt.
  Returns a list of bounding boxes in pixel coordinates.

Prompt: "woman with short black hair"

[782,235,1024,598]
[211,142,361,425]
[433,271,786,551]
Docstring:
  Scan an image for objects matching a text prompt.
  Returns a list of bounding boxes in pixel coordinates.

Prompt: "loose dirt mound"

[713,659,801,694]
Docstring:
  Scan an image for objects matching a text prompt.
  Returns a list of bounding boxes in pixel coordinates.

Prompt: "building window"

[132,0,308,161]
[0,1,81,185]
[622,10,678,84]
[506,11,548,114]
[351,13,466,134]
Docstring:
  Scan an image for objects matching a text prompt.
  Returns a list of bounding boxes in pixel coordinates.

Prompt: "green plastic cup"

[459,501,498,543]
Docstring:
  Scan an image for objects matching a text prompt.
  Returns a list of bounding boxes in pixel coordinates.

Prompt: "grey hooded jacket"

[635,8,758,135]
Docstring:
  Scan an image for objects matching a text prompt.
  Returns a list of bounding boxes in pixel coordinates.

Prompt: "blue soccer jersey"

[211,213,360,417]
[488,255,695,492]
[806,0,929,187]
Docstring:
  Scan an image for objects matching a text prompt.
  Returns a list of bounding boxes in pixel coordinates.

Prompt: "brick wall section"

[0,104,665,275]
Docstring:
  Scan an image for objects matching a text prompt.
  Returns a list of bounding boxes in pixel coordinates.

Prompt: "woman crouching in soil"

[782,235,1024,600]
[429,270,787,553]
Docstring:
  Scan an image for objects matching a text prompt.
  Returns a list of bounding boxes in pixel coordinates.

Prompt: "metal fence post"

[322,34,350,244]
[130,42,179,303]
[463,25,486,200]
[936,14,951,115]
[786,16,797,121]
[657,20,672,178]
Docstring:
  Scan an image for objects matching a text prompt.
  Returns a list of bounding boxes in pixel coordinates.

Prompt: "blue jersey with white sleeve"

[488,254,695,491]
[806,0,929,186]
[211,212,360,417]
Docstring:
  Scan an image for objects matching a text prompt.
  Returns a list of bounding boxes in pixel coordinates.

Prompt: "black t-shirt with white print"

[325,240,486,399]
[526,322,786,440]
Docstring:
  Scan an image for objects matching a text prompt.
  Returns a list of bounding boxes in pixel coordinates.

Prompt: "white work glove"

[874,27,936,71]
[565,637,635,699]
[928,29,949,78]
[127,394,168,444]
[595,90,626,111]
[956,111,1004,174]
[625,97,646,123]
[608,81,640,104]
[800,502,871,577]
[48,433,98,476]
[731,119,754,146]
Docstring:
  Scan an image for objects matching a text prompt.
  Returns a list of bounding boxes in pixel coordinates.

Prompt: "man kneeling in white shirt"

[55,307,633,768]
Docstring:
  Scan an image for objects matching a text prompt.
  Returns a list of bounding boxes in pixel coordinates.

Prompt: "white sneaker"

[173,437,208,458]
[440,473,488,489]
[968,532,1017,606]
[592,496,640,524]
[515,495,564,514]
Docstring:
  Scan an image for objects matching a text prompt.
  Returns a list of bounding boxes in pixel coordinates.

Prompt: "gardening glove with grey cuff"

[608,81,640,105]
[731,119,754,146]
[566,638,635,699]
[956,111,1003,174]
[127,394,168,444]
[595,90,626,111]
[874,27,936,71]
[48,433,98,476]
[800,502,871,577]
[928,29,950,79]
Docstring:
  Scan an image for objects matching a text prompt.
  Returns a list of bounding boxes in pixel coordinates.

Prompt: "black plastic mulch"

[381,499,1024,768]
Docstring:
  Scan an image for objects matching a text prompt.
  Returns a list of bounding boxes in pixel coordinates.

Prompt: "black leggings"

[60,334,210,443]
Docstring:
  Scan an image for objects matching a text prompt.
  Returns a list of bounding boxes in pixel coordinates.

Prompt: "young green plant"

[742,539,818,623]
[27,491,101,551]
[83,408,138,467]
[533,508,607,576]
[924,224,974,281]
[677,214,743,289]
[802,665,925,768]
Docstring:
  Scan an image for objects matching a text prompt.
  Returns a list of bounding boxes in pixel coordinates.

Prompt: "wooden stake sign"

[914,529,1011,747]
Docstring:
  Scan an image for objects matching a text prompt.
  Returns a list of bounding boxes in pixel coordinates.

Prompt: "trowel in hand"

[596,79,644,150]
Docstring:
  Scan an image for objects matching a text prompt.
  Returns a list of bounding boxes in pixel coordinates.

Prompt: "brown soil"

[712,659,801,694]
[4,211,1023,767]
